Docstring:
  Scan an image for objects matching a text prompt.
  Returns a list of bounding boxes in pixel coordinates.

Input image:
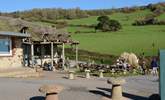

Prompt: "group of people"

[116,58,131,71]
[42,55,159,76]
[43,57,71,71]
[139,57,159,76]
[116,57,159,76]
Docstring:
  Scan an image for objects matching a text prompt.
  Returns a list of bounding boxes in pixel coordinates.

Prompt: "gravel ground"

[0,71,159,100]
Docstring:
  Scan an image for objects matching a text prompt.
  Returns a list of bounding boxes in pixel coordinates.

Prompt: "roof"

[0,31,30,37]
[30,28,76,43]
[0,17,79,44]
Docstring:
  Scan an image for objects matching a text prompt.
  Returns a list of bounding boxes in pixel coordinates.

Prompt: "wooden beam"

[23,42,32,45]
[53,42,62,45]
[40,42,51,44]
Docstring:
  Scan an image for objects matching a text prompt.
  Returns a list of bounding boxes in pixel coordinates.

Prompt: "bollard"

[85,69,91,78]
[69,70,75,80]
[99,70,104,78]
[111,68,115,75]
[123,69,127,75]
[133,69,136,74]
[107,78,126,100]
[39,84,63,100]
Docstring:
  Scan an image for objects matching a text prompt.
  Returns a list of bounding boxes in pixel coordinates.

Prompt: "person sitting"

[142,61,147,75]
[43,61,52,71]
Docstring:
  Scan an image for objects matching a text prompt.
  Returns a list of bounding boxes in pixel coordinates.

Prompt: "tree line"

[132,2,165,26]
[0,2,164,22]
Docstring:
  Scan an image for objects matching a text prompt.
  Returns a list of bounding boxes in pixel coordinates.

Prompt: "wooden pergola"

[22,31,79,70]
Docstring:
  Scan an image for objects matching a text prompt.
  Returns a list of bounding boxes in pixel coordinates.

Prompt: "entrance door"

[22,44,31,66]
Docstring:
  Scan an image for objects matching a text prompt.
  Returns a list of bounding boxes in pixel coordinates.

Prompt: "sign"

[160,50,165,100]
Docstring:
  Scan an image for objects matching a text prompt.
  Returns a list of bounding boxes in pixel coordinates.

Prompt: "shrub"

[132,18,165,26]
[157,20,165,25]
[55,21,68,28]
[120,7,137,13]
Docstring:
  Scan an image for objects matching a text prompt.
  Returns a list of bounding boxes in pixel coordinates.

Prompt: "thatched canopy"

[30,27,79,44]
[0,16,79,44]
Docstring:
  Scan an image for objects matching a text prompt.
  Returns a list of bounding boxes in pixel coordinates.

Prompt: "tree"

[97,15,109,23]
[108,19,122,31]
[95,15,122,32]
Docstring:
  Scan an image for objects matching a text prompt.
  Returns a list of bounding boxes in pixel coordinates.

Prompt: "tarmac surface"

[0,71,159,100]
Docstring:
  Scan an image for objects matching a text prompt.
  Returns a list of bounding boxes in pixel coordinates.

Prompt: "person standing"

[141,60,146,75]
[151,58,158,76]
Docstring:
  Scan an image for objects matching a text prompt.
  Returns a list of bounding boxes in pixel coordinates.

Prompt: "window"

[0,37,12,56]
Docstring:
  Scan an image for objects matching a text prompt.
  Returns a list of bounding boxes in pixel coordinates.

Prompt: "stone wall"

[0,37,24,70]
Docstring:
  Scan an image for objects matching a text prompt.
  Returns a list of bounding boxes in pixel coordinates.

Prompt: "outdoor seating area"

[23,33,79,70]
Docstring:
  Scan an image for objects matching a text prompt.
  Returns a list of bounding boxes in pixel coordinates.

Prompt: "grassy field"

[65,10,165,56]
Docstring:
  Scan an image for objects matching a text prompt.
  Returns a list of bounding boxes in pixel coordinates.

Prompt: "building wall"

[0,36,23,70]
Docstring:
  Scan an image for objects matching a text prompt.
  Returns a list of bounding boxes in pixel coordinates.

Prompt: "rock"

[120,52,139,68]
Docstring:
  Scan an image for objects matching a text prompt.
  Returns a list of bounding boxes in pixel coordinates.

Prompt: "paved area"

[0,71,159,100]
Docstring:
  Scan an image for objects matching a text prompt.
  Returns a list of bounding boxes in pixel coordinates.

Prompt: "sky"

[0,0,165,12]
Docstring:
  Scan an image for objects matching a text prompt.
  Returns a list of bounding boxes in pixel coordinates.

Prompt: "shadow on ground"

[89,87,148,100]
[62,76,68,79]
[77,75,85,78]
[29,96,45,100]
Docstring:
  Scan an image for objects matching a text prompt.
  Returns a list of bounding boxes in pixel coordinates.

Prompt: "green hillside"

[65,10,165,56]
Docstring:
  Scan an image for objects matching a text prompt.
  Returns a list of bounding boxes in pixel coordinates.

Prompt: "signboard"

[160,50,165,100]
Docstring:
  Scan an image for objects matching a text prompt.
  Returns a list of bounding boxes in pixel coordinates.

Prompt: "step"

[0,68,43,78]
[13,72,43,78]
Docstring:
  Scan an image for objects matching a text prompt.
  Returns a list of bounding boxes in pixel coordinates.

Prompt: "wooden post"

[31,43,34,67]
[62,43,66,70]
[51,42,54,70]
[75,44,79,69]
